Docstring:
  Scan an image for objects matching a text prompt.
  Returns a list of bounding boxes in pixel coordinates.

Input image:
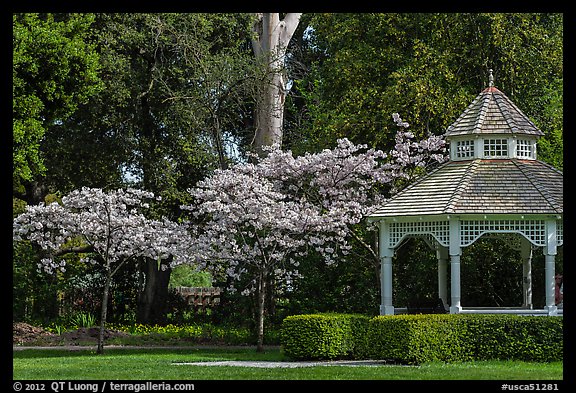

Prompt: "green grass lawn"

[13,347,563,381]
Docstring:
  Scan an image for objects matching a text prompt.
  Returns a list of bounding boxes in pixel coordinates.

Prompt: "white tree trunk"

[251,12,301,155]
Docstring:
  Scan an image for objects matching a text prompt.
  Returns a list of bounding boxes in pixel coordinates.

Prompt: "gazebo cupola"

[447,70,543,162]
[367,70,563,317]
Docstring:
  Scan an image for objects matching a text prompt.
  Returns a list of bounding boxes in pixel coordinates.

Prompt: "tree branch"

[348,227,379,267]
[54,245,94,257]
[251,13,264,57]
[279,13,302,46]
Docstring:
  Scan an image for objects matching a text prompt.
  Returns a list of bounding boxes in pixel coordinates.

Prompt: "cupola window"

[516,139,535,159]
[456,140,475,159]
[483,138,508,158]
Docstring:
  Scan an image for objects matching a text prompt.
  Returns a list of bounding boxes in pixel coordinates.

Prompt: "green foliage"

[43,312,97,334]
[13,241,41,322]
[461,315,563,362]
[277,249,380,320]
[392,238,439,306]
[281,313,371,360]
[12,240,70,324]
[12,13,258,332]
[289,13,562,171]
[69,312,97,328]
[13,13,102,190]
[461,238,525,307]
[536,77,563,170]
[281,313,563,364]
[13,232,101,325]
[39,13,257,216]
[367,315,473,364]
[13,198,28,218]
[105,322,279,345]
[168,265,212,288]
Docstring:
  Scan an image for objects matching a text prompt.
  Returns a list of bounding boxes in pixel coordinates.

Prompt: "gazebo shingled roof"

[370,159,563,217]
[367,70,563,316]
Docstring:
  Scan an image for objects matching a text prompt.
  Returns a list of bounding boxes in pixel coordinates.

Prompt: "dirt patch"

[13,322,56,345]
[13,322,131,346]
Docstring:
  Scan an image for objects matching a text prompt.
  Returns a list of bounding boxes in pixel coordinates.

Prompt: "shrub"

[281,313,563,364]
[367,314,473,364]
[461,315,563,362]
[281,313,371,360]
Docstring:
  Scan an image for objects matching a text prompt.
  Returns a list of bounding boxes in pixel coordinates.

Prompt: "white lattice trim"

[460,219,546,247]
[389,220,450,248]
[557,220,563,247]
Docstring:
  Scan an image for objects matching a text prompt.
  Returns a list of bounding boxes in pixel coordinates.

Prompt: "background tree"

[287,13,563,170]
[13,13,102,202]
[35,13,257,324]
[250,13,302,155]
[152,13,258,169]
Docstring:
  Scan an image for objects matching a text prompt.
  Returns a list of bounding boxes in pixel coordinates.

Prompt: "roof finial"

[488,68,494,87]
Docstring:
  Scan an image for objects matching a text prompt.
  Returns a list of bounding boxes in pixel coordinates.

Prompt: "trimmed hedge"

[460,314,563,362]
[281,313,371,360]
[365,314,473,364]
[281,313,563,364]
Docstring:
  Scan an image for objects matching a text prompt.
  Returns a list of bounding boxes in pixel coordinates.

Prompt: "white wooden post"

[379,220,394,315]
[449,217,462,314]
[520,238,533,309]
[544,219,557,315]
[436,246,449,309]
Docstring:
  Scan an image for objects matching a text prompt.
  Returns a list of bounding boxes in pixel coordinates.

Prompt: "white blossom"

[13,187,191,275]
[179,114,447,299]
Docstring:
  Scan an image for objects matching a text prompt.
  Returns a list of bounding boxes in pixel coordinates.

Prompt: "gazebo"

[367,71,563,316]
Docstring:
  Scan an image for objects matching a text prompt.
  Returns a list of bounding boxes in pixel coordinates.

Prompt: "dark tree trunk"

[255,269,267,352]
[16,179,49,205]
[136,257,172,324]
[97,263,113,355]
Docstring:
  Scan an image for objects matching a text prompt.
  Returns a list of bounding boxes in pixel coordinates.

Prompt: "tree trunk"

[256,270,267,352]
[136,257,172,324]
[19,180,49,205]
[211,112,227,170]
[97,264,113,355]
[251,13,301,156]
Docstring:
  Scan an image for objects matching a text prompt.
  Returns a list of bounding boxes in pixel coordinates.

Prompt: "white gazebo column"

[520,238,533,309]
[544,219,557,315]
[449,217,462,314]
[379,220,395,315]
[436,245,449,309]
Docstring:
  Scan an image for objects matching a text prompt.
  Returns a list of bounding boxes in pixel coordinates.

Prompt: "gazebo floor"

[393,306,563,316]
[460,307,563,316]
